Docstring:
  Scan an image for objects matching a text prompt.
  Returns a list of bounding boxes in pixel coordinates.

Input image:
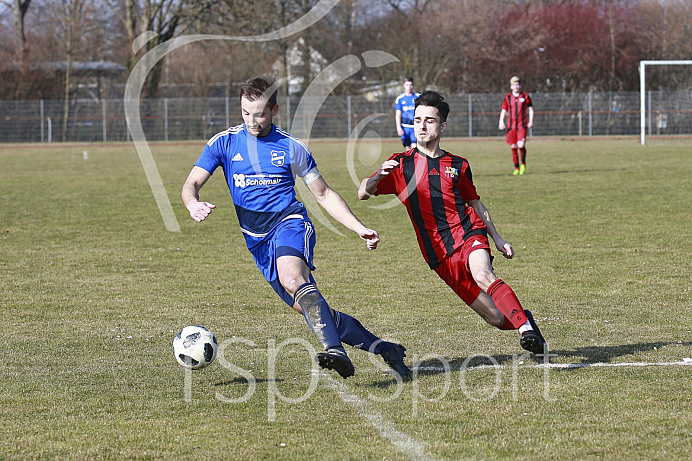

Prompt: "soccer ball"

[173,325,218,369]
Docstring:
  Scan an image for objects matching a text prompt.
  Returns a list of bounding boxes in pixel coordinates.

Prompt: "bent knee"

[472,269,496,292]
[480,306,505,328]
[470,293,504,327]
[279,275,309,297]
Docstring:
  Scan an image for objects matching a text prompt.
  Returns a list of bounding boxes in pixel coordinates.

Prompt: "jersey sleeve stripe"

[206,124,243,146]
[275,127,311,152]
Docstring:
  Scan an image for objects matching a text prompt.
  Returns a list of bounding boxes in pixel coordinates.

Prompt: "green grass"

[1,137,690,460]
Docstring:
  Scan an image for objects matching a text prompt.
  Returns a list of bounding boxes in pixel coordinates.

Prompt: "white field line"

[416,360,692,372]
[320,371,438,461]
[318,361,690,459]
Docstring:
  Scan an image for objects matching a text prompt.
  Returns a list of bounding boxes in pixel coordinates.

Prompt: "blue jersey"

[194,123,319,236]
[395,92,420,127]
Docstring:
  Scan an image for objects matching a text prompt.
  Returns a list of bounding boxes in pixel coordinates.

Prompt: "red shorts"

[506,128,527,145]
[433,234,492,306]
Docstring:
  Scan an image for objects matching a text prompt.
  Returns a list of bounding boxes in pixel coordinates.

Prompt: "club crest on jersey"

[271,150,286,167]
[445,166,459,178]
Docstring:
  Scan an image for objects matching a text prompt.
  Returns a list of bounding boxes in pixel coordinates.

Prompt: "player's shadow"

[479,167,625,179]
[544,340,692,365]
[411,353,521,380]
[545,167,625,175]
[370,354,521,388]
[214,377,285,387]
[370,340,692,386]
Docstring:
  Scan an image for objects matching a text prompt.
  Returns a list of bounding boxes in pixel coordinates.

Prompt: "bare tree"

[54,0,90,141]
[0,0,32,98]
[3,0,692,104]
[212,0,319,95]
[105,0,216,98]
[0,0,32,64]
[639,0,692,90]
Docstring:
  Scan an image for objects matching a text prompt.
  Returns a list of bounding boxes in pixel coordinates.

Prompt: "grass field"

[1,137,691,460]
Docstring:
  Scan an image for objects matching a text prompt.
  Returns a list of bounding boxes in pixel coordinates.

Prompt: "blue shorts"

[400,126,416,147]
[243,216,316,306]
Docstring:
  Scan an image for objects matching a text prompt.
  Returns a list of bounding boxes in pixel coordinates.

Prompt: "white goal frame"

[640,60,692,145]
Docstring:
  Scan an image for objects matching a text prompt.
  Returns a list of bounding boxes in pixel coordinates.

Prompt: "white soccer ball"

[173,325,218,369]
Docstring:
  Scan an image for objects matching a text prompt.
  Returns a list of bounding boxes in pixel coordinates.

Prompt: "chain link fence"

[1,91,690,143]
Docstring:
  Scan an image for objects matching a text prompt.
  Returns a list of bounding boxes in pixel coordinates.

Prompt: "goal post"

[640,60,692,145]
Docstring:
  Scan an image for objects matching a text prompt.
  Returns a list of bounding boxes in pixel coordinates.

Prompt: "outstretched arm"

[358,159,399,200]
[307,177,379,250]
[467,198,514,259]
[181,166,216,222]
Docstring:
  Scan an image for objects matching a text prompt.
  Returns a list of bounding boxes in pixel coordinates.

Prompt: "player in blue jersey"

[181,76,410,380]
[394,77,421,150]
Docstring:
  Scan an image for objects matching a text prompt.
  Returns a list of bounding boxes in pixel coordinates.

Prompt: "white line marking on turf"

[317,361,689,458]
[416,360,692,372]
[320,372,437,461]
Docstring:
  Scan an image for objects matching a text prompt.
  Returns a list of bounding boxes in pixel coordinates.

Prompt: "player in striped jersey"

[359,91,547,355]
[499,76,534,175]
[182,76,410,379]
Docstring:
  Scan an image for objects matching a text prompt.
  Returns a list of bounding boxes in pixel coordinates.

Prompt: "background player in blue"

[394,77,420,150]
[181,76,409,379]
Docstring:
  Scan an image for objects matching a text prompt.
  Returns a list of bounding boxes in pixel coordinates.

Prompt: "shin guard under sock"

[486,279,527,329]
[511,148,519,168]
[294,283,343,351]
[334,311,387,355]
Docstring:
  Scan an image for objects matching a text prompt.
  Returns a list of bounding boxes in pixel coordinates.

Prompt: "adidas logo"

[232,152,244,162]
[430,168,439,176]
[472,240,482,247]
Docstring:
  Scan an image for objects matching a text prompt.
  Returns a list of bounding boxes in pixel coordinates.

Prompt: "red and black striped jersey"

[373,148,487,269]
[501,92,533,130]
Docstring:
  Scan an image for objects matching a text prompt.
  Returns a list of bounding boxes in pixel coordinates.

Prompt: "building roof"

[1,61,127,75]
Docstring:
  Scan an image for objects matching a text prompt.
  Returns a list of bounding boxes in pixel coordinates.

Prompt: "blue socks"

[294,283,344,352]
[294,282,389,355]
[334,311,388,355]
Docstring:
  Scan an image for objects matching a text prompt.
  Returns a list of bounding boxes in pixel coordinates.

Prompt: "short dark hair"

[414,91,450,123]
[404,77,414,84]
[240,75,278,108]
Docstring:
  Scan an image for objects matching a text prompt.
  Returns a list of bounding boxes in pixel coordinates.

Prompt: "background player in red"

[359,90,547,355]
[499,76,534,175]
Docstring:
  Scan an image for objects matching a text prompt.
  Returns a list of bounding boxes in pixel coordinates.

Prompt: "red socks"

[519,147,527,164]
[498,315,515,330]
[511,148,519,168]
[487,279,527,329]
